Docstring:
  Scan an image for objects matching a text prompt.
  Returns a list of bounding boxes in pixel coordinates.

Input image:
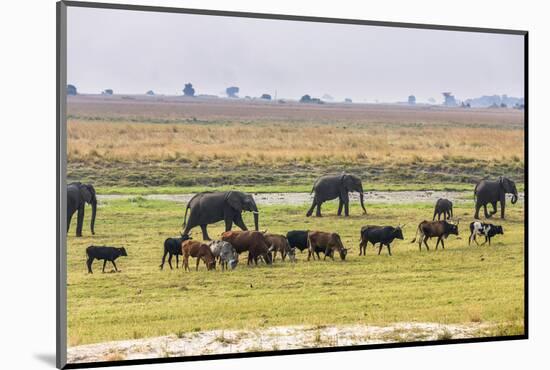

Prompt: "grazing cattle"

[433,198,453,221]
[208,240,238,270]
[181,240,216,271]
[221,230,273,265]
[160,234,191,270]
[265,233,296,262]
[359,225,404,256]
[307,231,348,261]
[86,246,127,274]
[286,230,309,252]
[411,220,459,251]
[469,221,504,246]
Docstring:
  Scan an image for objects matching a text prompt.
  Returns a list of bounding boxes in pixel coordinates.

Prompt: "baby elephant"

[86,246,127,274]
[433,198,453,221]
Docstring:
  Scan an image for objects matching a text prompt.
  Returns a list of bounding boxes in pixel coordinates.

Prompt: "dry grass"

[67,120,523,164]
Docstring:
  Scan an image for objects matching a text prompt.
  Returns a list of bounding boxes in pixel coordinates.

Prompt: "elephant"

[474,176,518,219]
[306,173,366,217]
[433,198,453,220]
[67,182,97,237]
[182,191,259,241]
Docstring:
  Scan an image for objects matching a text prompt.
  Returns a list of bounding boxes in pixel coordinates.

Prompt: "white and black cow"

[468,221,504,246]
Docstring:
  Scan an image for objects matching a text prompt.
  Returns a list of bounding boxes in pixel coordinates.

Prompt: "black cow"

[86,246,128,273]
[411,220,459,251]
[469,221,504,246]
[160,234,191,270]
[359,225,404,256]
[286,230,309,252]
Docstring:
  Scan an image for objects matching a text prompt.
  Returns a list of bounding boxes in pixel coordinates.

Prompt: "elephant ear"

[79,185,93,203]
[225,192,242,213]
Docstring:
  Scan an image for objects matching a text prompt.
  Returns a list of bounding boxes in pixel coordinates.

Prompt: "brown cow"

[181,240,216,271]
[221,230,273,265]
[410,220,459,251]
[264,233,295,262]
[307,231,348,261]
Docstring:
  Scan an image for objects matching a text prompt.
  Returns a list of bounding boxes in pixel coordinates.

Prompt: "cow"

[160,234,191,270]
[307,231,348,261]
[433,198,453,221]
[221,230,273,266]
[264,233,296,262]
[359,225,404,256]
[208,240,239,270]
[469,221,504,246]
[286,230,309,252]
[181,240,216,271]
[86,246,127,274]
[411,220,459,251]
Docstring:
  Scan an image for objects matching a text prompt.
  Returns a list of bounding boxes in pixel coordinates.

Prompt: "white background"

[0,0,546,369]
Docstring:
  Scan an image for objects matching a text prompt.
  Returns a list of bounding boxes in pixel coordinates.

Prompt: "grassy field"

[67,96,524,188]
[67,197,524,346]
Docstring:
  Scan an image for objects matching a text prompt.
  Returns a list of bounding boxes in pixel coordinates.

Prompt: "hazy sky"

[67,7,524,102]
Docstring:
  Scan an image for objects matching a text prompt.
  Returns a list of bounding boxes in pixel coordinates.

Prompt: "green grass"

[67,198,524,346]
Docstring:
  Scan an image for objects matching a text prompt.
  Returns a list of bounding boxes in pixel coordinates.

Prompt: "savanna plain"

[66,95,525,362]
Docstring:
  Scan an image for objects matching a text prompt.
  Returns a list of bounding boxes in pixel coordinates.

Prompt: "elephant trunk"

[511,192,518,204]
[90,197,97,235]
[253,211,259,231]
[359,188,367,214]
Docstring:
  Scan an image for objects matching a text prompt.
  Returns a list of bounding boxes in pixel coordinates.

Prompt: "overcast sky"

[67,7,524,103]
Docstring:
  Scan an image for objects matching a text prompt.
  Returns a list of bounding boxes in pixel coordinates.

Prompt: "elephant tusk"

[252,211,259,214]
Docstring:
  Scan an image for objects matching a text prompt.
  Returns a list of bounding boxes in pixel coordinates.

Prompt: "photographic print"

[58,2,526,367]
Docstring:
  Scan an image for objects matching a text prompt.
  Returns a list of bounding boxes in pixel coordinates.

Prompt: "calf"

[469,221,504,246]
[411,220,459,251]
[265,233,296,262]
[433,198,453,221]
[221,230,273,266]
[359,225,404,256]
[86,246,127,273]
[181,240,216,271]
[209,240,238,270]
[307,231,348,261]
[286,230,309,252]
[160,234,191,270]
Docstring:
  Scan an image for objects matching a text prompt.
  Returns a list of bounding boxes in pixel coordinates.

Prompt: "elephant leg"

[233,213,247,231]
[200,225,210,241]
[316,201,323,217]
[443,211,447,221]
[474,203,481,219]
[224,216,234,232]
[500,198,506,219]
[76,206,85,237]
[433,210,437,221]
[102,260,107,273]
[337,199,343,216]
[483,205,492,219]
[306,200,317,217]
[67,211,74,233]
[344,201,350,217]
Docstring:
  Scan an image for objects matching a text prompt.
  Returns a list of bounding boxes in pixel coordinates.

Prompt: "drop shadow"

[34,353,56,367]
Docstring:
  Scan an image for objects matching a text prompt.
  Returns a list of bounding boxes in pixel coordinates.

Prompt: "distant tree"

[226,86,239,98]
[183,83,195,97]
[102,89,113,95]
[300,94,312,103]
[146,90,155,96]
[408,95,416,105]
[500,103,507,108]
[260,94,272,100]
[67,84,77,96]
[344,98,352,103]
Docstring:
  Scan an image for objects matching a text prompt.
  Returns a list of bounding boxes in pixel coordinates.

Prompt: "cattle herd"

[73,175,517,274]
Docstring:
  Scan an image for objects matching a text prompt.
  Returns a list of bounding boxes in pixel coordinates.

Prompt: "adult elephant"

[182,191,259,240]
[67,182,97,237]
[474,176,518,219]
[306,173,367,217]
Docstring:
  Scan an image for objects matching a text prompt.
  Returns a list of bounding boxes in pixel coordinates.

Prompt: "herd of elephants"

[67,173,520,273]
